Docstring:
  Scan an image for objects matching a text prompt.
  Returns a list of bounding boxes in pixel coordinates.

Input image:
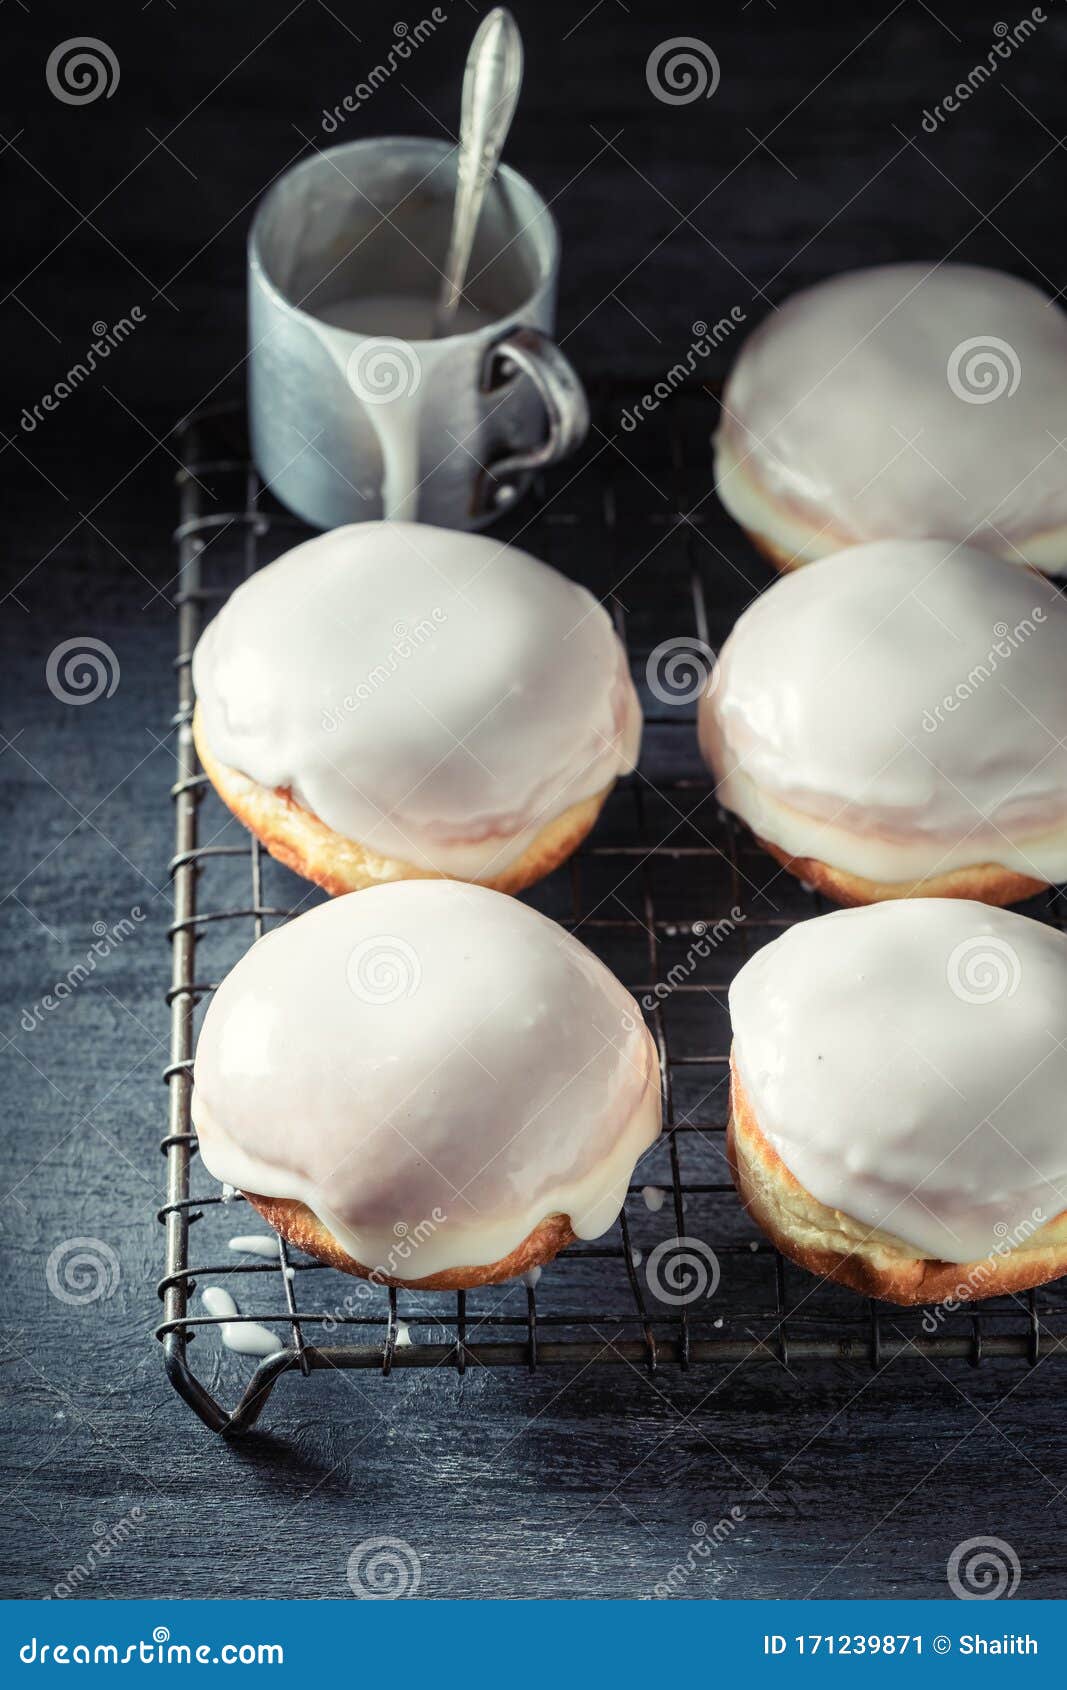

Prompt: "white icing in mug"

[249,137,588,531]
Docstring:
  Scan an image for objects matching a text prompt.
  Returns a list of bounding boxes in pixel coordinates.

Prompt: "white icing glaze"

[192,881,661,1279]
[226,1234,279,1259]
[716,263,1067,572]
[200,1286,283,1357]
[729,899,1067,1263]
[394,1321,413,1347]
[641,1185,666,1213]
[313,296,487,522]
[701,540,1067,884]
[192,522,640,879]
[316,296,487,338]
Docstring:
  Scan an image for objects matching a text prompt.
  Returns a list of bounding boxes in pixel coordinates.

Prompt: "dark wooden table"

[4,0,1067,1601]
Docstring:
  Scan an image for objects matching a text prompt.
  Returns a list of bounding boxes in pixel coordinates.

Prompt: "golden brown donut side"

[718,431,1067,576]
[745,525,1061,581]
[748,529,811,574]
[192,703,611,897]
[727,1059,1067,1306]
[243,1191,575,1290]
[755,836,1046,909]
[715,441,851,573]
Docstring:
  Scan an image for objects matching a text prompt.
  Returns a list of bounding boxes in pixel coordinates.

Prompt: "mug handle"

[477,326,590,511]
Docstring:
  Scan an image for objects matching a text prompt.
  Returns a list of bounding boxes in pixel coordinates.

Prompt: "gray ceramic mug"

[248,136,589,531]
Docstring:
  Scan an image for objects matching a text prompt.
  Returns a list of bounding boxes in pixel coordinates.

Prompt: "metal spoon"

[434,7,524,338]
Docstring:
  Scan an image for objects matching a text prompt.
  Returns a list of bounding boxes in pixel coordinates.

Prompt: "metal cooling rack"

[158,390,1067,1435]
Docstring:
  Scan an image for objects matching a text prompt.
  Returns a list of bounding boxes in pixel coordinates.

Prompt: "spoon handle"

[435,7,524,336]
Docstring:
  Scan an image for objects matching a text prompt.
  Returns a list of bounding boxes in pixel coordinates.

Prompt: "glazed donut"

[728,899,1067,1305]
[191,880,661,1289]
[191,521,641,896]
[715,262,1067,574]
[699,539,1067,906]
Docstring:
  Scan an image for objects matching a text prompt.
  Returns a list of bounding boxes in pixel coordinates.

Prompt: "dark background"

[3,0,1067,1600]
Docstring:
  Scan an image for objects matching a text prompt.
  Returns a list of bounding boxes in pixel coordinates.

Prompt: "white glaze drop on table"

[200,1286,283,1358]
[226,1234,280,1259]
[312,295,487,522]
[642,1186,666,1213]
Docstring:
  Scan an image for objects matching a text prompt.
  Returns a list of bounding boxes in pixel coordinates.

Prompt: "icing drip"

[311,296,487,523]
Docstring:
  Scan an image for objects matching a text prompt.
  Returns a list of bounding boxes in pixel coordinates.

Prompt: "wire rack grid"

[157,389,1067,1435]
